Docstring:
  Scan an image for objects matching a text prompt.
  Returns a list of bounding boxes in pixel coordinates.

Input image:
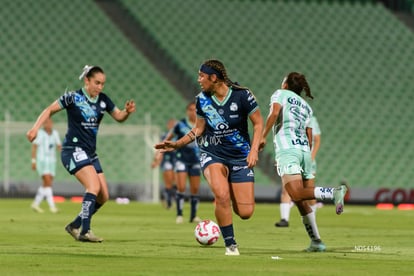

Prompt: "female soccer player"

[30,118,62,213]
[275,115,321,227]
[26,65,136,242]
[156,59,263,255]
[152,118,177,210]
[261,72,347,252]
[163,103,201,224]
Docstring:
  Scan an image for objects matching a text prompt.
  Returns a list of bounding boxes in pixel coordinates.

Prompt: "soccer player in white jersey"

[261,72,347,252]
[275,115,321,227]
[156,59,263,256]
[31,118,62,213]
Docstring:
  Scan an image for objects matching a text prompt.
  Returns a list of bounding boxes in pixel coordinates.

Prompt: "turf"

[0,199,412,275]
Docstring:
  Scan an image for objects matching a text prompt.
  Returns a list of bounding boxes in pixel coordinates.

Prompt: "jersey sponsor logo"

[73,149,88,162]
[198,135,222,147]
[199,153,212,167]
[230,102,238,112]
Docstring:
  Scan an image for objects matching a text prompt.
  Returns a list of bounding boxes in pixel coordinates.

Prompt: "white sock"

[43,187,56,209]
[302,211,321,241]
[33,187,45,206]
[314,187,334,201]
[280,203,291,221]
[310,204,318,213]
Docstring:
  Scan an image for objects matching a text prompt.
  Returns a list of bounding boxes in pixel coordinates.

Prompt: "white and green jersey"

[34,129,61,163]
[270,89,313,152]
[309,116,321,148]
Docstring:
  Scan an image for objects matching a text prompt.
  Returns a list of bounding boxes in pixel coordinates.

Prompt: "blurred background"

[0,0,413,204]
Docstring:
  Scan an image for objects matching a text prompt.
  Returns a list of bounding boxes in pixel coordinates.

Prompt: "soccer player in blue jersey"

[152,119,177,210]
[30,118,62,213]
[261,72,347,252]
[156,59,263,255]
[27,65,136,242]
[163,103,201,224]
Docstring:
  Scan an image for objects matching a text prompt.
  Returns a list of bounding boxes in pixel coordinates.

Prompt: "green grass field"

[0,199,412,275]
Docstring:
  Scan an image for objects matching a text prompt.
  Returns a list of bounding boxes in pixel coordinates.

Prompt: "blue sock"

[165,188,173,208]
[70,201,102,229]
[220,224,237,247]
[80,193,97,235]
[190,195,199,221]
[176,192,184,216]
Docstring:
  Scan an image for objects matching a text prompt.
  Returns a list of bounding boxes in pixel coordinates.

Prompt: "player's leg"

[203,162,238,255]
[163,168,175,209]
[175,169,187,224]
[31,184,45,213]
[42,174,58,213]
[230,181,255,220]
[188,169,201,222]
[275,185,292,227]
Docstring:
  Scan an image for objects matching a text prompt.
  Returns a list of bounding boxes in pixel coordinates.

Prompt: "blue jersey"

[160,132,176,167]
[58,88,116,154]
[196,87,259,160]
[172,118,199,164]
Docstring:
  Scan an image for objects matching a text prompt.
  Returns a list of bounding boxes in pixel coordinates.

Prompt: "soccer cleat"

[333,184,348,215]
[190,216,202,223]
[50,207,58,213]
[176,216,184,224]
[65,224,80,241]
[275,219,289,227]
[78,230,104,243]
[31,203,44,213]
[225,244,240,256]
[305,240,326,252]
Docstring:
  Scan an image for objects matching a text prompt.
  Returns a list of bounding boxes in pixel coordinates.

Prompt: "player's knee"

[236,204,254,220]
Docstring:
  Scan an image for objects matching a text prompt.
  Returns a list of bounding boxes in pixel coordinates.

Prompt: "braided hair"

[202,59,248,91]
[284,72,313,99]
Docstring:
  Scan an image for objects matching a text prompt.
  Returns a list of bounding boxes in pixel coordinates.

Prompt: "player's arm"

[155,117,205,151]
[306,127,313,150]
[311,133,320,160]
[247,109,264,168]
[260,102,281,150]
[111,100,136,122]
[26,101,62,142]
[31,144,37,171]
[151,150,163,168]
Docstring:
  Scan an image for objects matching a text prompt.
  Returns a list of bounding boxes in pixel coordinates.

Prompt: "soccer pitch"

[0,199,412,275]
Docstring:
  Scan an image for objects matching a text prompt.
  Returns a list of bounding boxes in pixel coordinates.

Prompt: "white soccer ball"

[194,219,221,245]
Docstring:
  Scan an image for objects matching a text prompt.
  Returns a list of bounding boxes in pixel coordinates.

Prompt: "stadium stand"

[1,0,413,201]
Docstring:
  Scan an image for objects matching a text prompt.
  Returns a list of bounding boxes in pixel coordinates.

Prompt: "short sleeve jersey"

[309,116,321,137]
[172,118,199,164]
[196,87,258,160]
[33,129,61,163]
[58,88,116,154]
[270,89,313,153]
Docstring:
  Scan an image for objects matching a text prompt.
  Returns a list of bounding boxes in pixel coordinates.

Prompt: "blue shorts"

[175,160,201,177]
[61,147,103,175]
[275,149,314,180]
[199,152,254,183]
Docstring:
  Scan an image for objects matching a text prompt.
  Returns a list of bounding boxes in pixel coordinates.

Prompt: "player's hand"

[247,149,259,168]
[154,140,178,152]
[26,128,38,143]
[125,99,136,114]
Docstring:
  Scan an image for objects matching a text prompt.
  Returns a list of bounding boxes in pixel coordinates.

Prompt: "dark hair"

[202,59,248,91]
[86,66,104,79]
[284,72,313,99]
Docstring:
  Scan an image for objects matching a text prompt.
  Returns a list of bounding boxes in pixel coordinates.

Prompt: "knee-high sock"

[43,187,56,209]
[70,201,102,229]
[33,187,45,206]
[80,193,97,235]
[176,192,184,216]
[280,202,291,221]
[302,211,321,241]
[190,195,199,221]
[220,224,236,247]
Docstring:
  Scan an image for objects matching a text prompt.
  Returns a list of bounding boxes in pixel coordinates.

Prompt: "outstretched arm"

[155,117,206,152]
[26,101,62,142]
[260,102,281,150]
[111,99,136,122]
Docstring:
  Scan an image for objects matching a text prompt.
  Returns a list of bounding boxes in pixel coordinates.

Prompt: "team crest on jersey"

[100,101,106,109]
[230,102,238,112]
